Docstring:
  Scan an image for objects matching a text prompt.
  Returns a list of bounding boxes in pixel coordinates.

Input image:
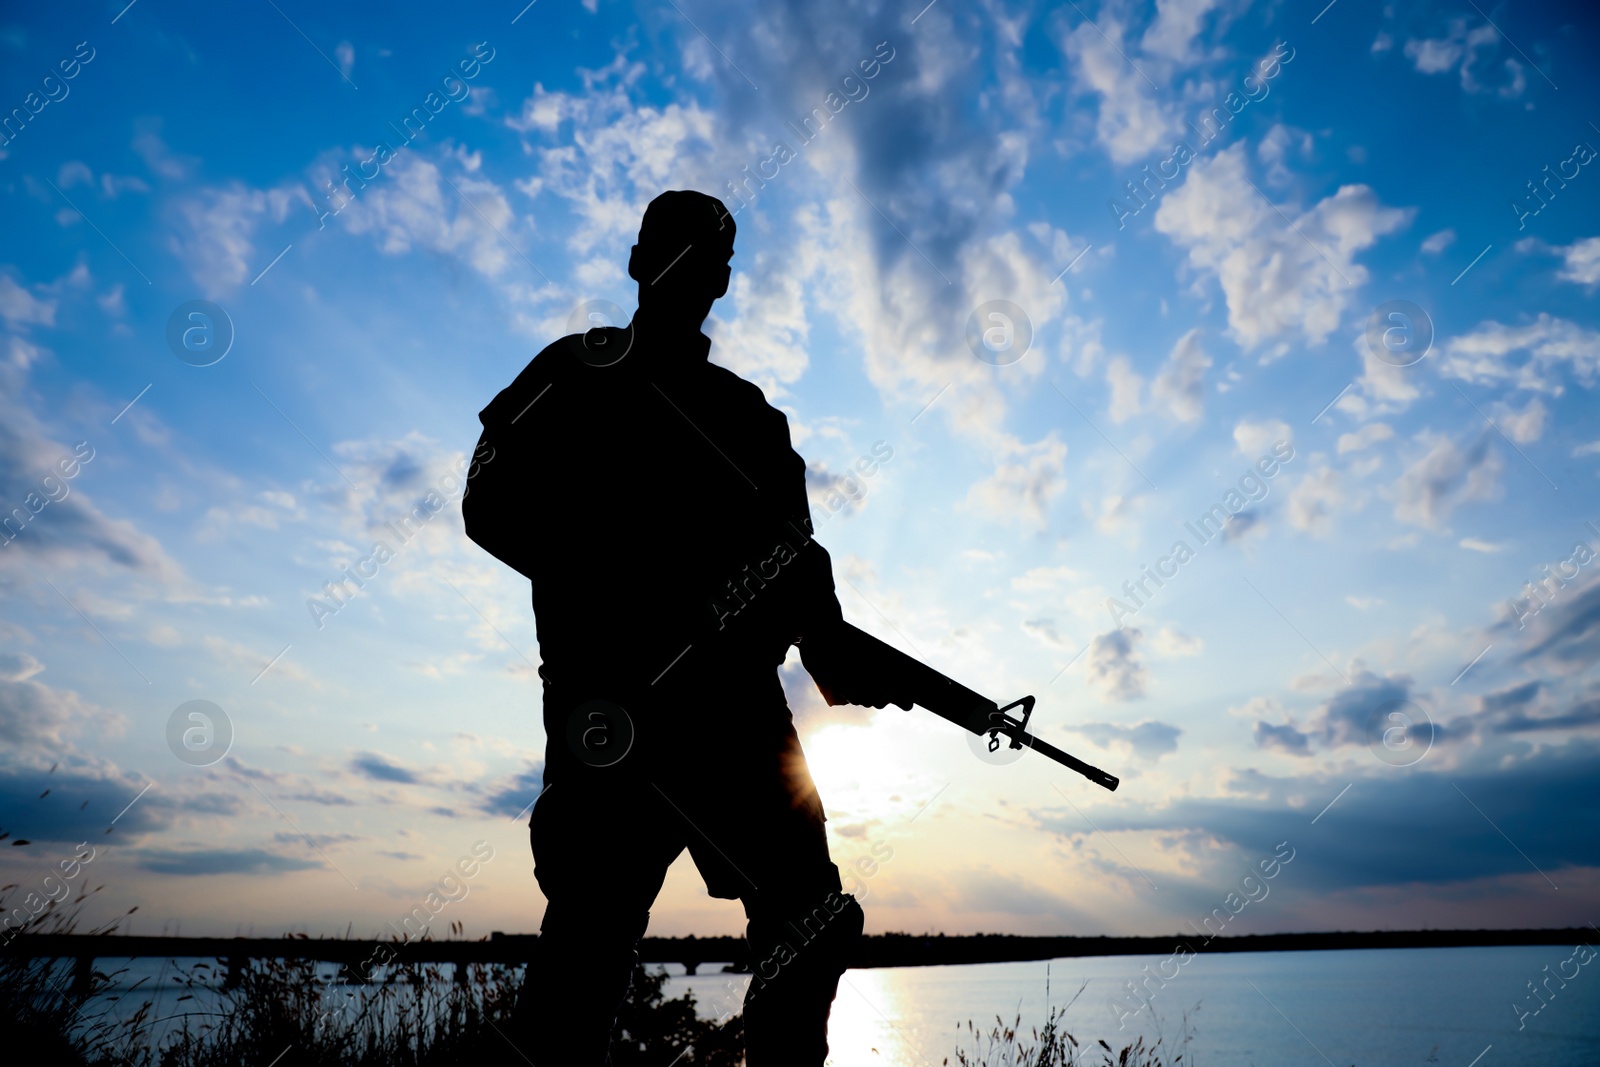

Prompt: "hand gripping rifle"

[824,622,1120,792]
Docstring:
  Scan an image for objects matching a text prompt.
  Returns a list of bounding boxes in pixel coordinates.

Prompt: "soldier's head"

[628,190,736,328]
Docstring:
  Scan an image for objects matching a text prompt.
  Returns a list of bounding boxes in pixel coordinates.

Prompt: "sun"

[802,718,925,827]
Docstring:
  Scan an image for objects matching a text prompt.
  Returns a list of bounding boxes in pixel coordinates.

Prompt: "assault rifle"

[822,622,1120,792]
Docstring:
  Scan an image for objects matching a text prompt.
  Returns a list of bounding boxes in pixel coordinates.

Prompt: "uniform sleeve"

[462,343,566,580]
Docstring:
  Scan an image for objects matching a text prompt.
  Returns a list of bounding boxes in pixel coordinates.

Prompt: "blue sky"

[2,0,1599,941]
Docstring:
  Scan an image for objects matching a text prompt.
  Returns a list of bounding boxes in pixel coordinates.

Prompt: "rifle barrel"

[999,727,1120,791]
[838,623,1120,791]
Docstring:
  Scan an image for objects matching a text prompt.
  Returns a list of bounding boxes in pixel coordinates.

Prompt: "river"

[670,945,1600,1065]
[73,943,1599,1064]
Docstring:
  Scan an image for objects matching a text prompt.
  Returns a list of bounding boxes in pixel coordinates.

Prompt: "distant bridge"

[9,927,1588,997]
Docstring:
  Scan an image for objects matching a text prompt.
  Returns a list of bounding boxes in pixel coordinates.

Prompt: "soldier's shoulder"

[704,362,775,408]
[565,326,632,363]
[478,339,575,428]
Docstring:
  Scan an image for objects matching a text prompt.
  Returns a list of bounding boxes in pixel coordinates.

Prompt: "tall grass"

[0,882,147,1067]
[2,882,739,1067]
[944,978,1197,1067]
[6,885,1191,1067]
[148,950,742,1067]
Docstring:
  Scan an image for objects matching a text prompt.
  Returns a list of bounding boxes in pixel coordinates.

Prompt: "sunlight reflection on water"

[670,946,1600,1067]
[828,969,921,1067]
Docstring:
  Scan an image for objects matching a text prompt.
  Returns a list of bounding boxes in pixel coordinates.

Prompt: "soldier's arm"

[462,349,562,580]
[462,425,536,579]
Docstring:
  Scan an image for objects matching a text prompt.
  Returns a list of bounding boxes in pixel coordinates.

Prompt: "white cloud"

[1343,335,1424,419]
[0,274,58,330]
[1288,463,1345,537]
[1061,313,1108,377]
[1233,417,1290,459]
[707,229,818,398]
[964,435,1068,531]
[1139,0,1223,64]
[198,490,306,541]
[0,653,107,748]
[0,344,183,580]
[505,24,1067,451]
[1492,396,1548,444]
[169,182,299,296]
[133,124,194,180]
[1086,627,1146,701]
[1105,355,1144,423]
[1554,237,1600,288]
[1257,123,1311,186]
[1435,313,1600,394]
[1151,626,1202,656]
[97,283,126,316]
[1390,431,1503,529]
[1402,19,1524,97]
[1337,422,1394,454]
[508,64,717,256]
[1087,493,1137,535]
[0,650,45,683]
[338,157,521,281]
[1421,228,1456,255]
[1154,144,1411,350]
[1460,538,1506,553]
[58,160,150,199]
[1060,11,1180,165]
[822,204,1069,444]
[1151,327,1210,422]
[1068,718,1181,759]
[1405,28,1472,73]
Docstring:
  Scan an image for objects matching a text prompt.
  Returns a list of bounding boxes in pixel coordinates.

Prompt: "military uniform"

[466,313,863,1065]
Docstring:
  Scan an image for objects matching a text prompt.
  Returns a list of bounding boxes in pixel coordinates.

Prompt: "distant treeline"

[641,927,1595,970]
[14,928,1590,976]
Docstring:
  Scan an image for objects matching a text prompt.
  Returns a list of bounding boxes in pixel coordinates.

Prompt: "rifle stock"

[828,622,1120,792]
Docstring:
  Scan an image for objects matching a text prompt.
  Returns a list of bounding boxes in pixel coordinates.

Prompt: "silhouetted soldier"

[465,190,907,1065]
